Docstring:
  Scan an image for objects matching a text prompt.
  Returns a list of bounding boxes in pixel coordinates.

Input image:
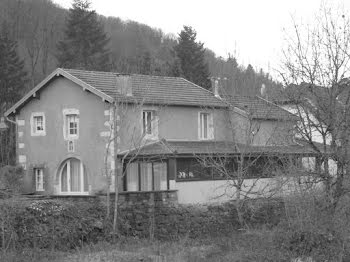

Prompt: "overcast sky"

[52,0,349,75]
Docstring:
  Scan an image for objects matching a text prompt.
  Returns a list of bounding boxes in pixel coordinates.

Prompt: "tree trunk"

[112,104,119,237]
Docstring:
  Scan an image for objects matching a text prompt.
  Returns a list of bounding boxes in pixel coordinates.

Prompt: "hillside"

[0,0,282,97]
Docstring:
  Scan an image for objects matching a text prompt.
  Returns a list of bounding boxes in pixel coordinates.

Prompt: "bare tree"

[193,103,298,228]
[102,77,166,236]
[279,3,350,210]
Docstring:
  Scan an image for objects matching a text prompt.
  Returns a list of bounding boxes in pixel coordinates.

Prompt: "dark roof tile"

[63,69,227,107]
[224,95,297,120]
[121,140,316,156]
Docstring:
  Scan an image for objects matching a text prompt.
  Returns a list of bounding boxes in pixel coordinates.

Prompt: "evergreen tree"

[0,23,26,112]
[0,22,27,166]
[173,26,211,89]
[57,0,111,71]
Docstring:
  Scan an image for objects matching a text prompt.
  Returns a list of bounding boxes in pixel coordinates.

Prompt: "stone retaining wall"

[24,192,283,240]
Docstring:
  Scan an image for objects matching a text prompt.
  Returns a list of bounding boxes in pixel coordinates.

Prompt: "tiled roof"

[120,140,317,157]
[63,69,227,107]
[224,95,297,120]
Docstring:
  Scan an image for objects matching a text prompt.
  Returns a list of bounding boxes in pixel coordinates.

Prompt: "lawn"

[0,229,292,262]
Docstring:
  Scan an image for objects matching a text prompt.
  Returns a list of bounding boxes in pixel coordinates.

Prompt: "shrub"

[272,192,350,261]
[0,198,109,250]
[0,165,24,195]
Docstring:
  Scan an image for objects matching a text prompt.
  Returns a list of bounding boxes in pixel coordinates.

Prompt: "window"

[199,112,213,140]
[125,161,167,191]
[176,157,289,181]
[34,168,44,191]
[67,114,78,136]
[68,140,75,152]
[63,109,79,140]
[31,112,46,136]
[59,158,88,194]
[142,110,158,139]
[177,158,214,180]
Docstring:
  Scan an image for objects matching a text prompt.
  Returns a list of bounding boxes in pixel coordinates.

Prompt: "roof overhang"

[4,68,114,117]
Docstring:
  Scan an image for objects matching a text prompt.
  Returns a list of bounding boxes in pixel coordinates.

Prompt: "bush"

[272,192,350,261]
[0,165,24,195]
[0,198,109,250]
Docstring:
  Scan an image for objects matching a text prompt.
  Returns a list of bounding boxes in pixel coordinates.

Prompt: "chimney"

[211,77,220,97]
[116,75,132,96]
[260,83,267,99]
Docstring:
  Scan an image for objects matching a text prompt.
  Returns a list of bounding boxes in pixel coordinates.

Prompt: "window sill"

[31,132,46,137]
[176,177,275,182]
[198,138,214,141]
[56,192,89,196]
[144,135,158,140]
[65,136,79,140]
[119,190,177,194]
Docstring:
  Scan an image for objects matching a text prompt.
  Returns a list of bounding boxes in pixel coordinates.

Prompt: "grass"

[0,228,292,262]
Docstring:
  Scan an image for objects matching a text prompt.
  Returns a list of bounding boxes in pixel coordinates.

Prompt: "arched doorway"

[59,158,88,194]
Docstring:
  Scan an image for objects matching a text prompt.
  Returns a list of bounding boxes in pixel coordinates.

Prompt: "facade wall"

[17,77,110,195]
[175,177,307,204]
[230,111,295,146]
[14,75,297,203]
[117,104,233,152]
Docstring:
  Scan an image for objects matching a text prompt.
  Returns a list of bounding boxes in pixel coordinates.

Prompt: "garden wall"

[0,192,284,250]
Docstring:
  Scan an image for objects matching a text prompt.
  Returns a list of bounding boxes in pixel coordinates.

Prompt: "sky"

[52,0,349,75]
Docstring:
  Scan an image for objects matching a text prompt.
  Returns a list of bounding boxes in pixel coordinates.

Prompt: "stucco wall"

[17,77,110,194]
[175,177,312,204]
[230,111,294,146]
[117,104,232,152]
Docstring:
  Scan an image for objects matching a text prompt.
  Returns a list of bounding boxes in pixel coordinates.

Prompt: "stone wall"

[110,190,238,239]
[30,192,283,240]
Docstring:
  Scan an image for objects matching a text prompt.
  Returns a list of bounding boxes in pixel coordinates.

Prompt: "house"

[274,83,342,175]
[3,68,317,204]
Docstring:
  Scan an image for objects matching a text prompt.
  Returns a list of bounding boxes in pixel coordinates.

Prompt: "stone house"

[3,68,316,204]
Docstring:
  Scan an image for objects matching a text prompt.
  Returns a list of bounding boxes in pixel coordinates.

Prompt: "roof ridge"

[256,95,297,119]
[131,73,184,80]
[62,68,119,75]
[62,68,185,80]
[180,77,226,104]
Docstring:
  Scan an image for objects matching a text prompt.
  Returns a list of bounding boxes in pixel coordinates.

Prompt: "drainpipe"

[6,116,18,166]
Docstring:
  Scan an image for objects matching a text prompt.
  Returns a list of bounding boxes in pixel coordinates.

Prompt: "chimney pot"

[117,75,132,97]
[211,78,220,97]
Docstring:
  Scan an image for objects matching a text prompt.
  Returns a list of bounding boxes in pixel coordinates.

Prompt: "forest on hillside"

[0,0,282,97]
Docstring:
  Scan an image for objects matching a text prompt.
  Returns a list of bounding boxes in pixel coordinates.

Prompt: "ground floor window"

[124,161,168,191]
[176,156,292,181]
[34,168,44,191]
[59,158,88,194]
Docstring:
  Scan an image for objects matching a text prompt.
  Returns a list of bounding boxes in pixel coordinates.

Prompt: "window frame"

[176,156,289,181]
[142,109,158,140]
[63,109,79,140]
[34,168,44,191]
[124,160,168,192]
[30,112,46,136]
[67,140,75,152]
[198,112,214,140]
[58,158,88,195]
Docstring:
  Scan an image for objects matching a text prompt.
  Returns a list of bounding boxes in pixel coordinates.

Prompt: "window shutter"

[153,113,159,138]
[198,112,201,139]
[208,113,214,139]
[29,165,36,193]
[43,166,49,192]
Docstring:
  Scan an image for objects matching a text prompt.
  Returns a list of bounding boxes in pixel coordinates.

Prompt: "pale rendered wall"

[175,177,315,204]
[16,77,110,194]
